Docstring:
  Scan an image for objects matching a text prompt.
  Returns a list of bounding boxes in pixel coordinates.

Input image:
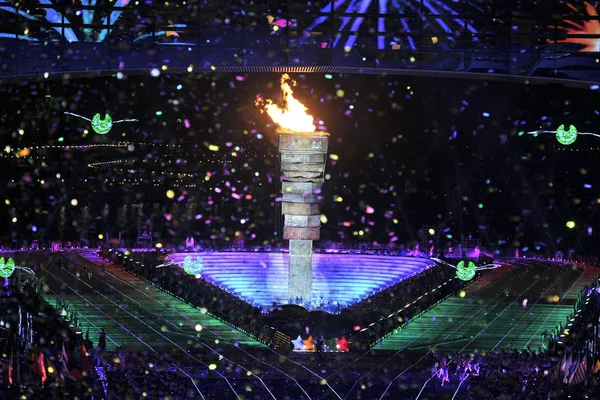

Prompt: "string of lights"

[13,143,133,152]
[2,140,237,189]
[5,142,234,163]
[105,169,197,178]
[0,153,47,161]
[555,147,600,152]
[101,178,198,188]
[87,159,197,169]
[102,178,197,182]
[9,142,190,155]
[87,160,128,168]
[2,142,225,168]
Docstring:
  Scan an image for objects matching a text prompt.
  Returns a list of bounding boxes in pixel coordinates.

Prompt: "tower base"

[288,239,313,304]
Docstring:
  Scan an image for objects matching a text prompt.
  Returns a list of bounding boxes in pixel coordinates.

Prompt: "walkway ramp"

[40,251,263,354]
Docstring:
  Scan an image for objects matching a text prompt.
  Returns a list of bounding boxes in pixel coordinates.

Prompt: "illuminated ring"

[456,260,477,281]
[183,256,204,275]
[556,124,578,145]
[91,113,114,135]
[0,257,16,278]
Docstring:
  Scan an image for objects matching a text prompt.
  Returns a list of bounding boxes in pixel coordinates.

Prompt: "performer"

[98,328,106,351]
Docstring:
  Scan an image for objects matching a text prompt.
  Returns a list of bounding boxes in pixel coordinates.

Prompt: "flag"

[8,344,13,385]
[565,356,579,384]
[562,353,572,380]
[29,348,41,376]
[39,352,47,384]
[66,343,84,380]
[569,359,587,385]
[560,353,567,374]
[68,368,84,381]
[59,343,69,381]
[81,344,93,373]
[68,343,92,380]
[593,359,600,373]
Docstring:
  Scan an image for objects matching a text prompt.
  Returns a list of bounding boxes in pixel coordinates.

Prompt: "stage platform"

[166,252,435,311]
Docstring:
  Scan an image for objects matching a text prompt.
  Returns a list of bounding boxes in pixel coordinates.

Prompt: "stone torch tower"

[279,130,329,304]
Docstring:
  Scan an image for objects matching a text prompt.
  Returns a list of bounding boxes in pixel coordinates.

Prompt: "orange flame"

[555,2,600,52]
[255,74,316,133]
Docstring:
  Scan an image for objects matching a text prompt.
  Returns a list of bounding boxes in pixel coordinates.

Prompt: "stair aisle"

[41,268,154,352]
[506,265,600,349]
[374,265,519,351]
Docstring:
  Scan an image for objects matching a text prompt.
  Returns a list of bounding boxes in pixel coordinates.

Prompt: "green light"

[566,220,576,229]
[456,260,476,281]
[556,124,577,145]
[156,111,163,116]
[91,113,113,135]
[478,203,483,209]
[0,257,16,278]
[183,256,204,275]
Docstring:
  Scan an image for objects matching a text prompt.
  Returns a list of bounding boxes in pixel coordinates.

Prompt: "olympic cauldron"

[278,130,329,303]
[255,73,330,304]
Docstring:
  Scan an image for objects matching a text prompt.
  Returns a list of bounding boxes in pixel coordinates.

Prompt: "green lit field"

[375,261,599,353]
[39,252,263,352]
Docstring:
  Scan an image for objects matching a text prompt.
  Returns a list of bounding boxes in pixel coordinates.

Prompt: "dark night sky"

[1,72,600,255]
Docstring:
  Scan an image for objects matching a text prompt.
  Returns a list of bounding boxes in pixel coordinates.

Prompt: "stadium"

[1,1,600,399]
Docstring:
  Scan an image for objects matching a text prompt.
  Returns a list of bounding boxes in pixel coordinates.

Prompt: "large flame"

[554,2,600,52]
[255,74,316,133]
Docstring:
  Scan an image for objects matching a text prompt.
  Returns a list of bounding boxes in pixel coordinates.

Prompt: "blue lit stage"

[166,252,434,311]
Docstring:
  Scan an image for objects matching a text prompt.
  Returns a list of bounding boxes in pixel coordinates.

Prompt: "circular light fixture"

[556,124,577,145]
[0,257,16,278]
[183,256,204,275]
[456,260,476,281]
[91,113,113,135]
